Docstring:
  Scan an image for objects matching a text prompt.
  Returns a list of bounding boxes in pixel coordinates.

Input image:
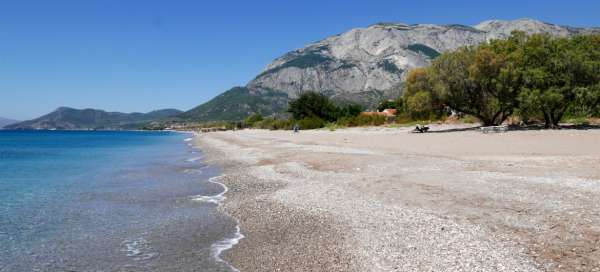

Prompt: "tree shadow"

[424,123,600,133]
[421,126,482,133]
[508,124,600,131]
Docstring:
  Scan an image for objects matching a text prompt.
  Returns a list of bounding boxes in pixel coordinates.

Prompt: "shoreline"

[195,126,600,271]
[194,132,362,271]
[199,175,245,272]
[185,135,246,272]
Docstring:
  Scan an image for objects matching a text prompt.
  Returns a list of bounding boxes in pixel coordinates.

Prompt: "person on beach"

[293,123,299,133]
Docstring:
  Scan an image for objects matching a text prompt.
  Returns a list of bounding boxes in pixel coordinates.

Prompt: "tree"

[287,92,338,122]
[402,32,600,127]
[406,91,434,119]
[569,35,600,117]
[402,68,443,119]
[516,34,599,127]
[429,45,521,126]
[337,104,363,119]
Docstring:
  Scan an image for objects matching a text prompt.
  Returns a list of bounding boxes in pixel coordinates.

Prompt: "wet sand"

[195,125,600,272]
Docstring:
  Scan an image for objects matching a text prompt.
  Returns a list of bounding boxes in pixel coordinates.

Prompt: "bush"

[253,118,293,130]
[336,104,363,119]
[270,119,294,130]
[244,113,263,127]
[336,116,355,127]
[297,117,326,130]
[355,114,386,126]
[336,114,386,127]
[325,122,344,131]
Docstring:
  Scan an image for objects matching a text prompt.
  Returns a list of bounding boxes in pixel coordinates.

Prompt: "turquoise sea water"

[0,130,238,271]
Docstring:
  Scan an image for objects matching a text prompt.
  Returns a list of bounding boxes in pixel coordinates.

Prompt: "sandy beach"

[195,125,600,272]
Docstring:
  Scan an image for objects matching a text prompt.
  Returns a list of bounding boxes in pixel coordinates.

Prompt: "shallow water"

[0,130,238,271]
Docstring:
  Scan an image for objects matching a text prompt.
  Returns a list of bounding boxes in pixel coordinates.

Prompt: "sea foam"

[186,156,203,162]
[190,176,227,204]
[211,225,244,272]
[190,175,244,271]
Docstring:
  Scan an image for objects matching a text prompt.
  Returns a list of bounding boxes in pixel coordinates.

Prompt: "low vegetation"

[406,43,441,59]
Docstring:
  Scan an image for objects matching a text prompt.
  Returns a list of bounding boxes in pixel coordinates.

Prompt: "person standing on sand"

[293,123,299,133]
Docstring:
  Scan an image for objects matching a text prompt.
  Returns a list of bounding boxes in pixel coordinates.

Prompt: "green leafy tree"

[402,67,444,119]
[430,45,521,126]
[337,104,363,119]
[287,92,338,122]
[516,34,600,127]
[572,84,600,117]
[406,91,434,119]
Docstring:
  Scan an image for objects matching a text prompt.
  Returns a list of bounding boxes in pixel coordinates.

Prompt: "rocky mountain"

[5,107,182,130]
[0,117,19,128]
[183,18,600,121]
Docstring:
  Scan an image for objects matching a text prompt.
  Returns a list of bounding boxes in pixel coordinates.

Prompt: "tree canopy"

[403,32,600,127]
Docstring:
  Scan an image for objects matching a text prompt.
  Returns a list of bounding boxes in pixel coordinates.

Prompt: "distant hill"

[0,117,19,128]
[5,107,182,130]
[178,87,290,122]
[181,18,600,122]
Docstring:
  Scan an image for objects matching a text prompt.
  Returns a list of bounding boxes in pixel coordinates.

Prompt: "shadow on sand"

[425,123,600,133]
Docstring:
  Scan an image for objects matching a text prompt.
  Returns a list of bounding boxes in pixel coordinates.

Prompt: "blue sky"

[1,0,599,119]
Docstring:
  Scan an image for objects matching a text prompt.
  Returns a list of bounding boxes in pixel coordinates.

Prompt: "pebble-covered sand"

[195,125,600,272]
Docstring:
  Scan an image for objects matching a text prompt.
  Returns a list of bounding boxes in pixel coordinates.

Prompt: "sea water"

[0,130,239,271]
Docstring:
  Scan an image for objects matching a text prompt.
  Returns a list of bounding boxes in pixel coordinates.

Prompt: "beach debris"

[413,125,430,133]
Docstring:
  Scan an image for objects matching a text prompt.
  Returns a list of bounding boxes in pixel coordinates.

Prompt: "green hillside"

[178,87,290,121]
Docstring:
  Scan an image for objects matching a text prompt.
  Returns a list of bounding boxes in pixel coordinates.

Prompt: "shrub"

[244,113,263,127]
[270,119,293,130]
[254,118,293,130]
[337,114,386,127]
[325,122,344,131]
[297,117,326,130]
[336,116,355,127]
[336,104,363,119]
[356,115,386,126]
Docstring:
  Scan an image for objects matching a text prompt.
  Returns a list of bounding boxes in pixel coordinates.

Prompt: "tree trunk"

[542,109,553,128]
[496,109,513,126]
[552,107,567,128]
[480,117,499,126]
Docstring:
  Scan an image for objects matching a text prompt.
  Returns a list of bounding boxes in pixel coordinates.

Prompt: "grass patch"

[406,44,441,59]
[379,59,403,74]
[564,116,591,125]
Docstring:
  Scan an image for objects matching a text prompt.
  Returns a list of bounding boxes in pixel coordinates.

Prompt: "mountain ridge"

[181,18,600,122]
[6,107,182,130]
[0,117,19,128]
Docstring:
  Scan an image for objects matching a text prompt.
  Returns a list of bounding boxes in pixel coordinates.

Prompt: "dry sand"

[195,125,600,272]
